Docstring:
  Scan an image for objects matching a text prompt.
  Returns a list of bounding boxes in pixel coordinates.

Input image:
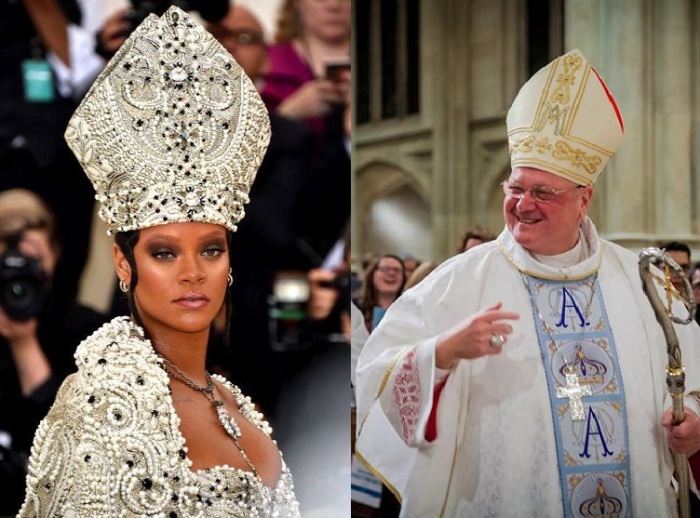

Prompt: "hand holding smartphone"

[325,58,351,83]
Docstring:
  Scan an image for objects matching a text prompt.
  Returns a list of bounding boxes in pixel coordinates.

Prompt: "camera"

[0,235,47,321]
[127,0,230,29]
[268,272,311,352]
[318,272,351,313]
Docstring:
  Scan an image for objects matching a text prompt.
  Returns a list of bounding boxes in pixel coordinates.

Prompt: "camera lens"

[6,279,34,307]
[0,276,43,320]
[0,244,47,321]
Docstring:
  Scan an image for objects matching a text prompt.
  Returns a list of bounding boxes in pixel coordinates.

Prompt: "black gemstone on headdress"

[88,395,95,404]
[126,460,134,467]
[98,358,107,365]
[136,375,145,385]
[142,478,153,490]
[84,454,91,462]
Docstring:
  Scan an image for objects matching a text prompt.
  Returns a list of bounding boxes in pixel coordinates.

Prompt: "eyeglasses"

[501,181,583,203]
[210,29,264,47]
[377,265,402,274]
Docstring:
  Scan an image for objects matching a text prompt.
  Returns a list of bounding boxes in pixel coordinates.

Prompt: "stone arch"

[355,161,431,261]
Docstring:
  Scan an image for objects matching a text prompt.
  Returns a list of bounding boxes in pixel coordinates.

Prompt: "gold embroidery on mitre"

[552,141,602,175]
[549,53,583,105]
[508,136,553,155]
[535,102,568,136]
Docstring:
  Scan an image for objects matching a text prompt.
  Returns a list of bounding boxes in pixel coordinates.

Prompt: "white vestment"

[355,218,700,517]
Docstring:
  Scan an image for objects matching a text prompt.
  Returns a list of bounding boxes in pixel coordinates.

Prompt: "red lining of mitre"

[591,67,624,132]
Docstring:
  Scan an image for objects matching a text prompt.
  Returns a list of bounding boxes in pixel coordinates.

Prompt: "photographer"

[95,0,230,60]
[0,189,107,515]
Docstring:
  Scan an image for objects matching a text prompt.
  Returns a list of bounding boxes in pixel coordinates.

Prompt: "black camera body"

[0,236,47,321]
[127,0,230,28]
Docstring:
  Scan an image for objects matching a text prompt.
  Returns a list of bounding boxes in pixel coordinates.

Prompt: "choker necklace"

[521,273,598,421]
[158,354,258,477]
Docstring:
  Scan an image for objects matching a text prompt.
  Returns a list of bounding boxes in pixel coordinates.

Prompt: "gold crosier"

[639,247,697,518]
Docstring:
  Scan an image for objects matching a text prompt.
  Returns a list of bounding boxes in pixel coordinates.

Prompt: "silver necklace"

[522,273,598,421]
[158,354,259,477]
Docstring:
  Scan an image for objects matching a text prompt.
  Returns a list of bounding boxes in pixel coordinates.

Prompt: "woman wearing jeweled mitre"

[16,6,300,517]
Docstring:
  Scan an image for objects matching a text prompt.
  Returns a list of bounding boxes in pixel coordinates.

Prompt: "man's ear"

[580,185,594,217]
[113,243,131,284]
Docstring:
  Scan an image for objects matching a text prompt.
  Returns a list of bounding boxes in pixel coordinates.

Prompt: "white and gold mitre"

[506,49,624,185]
[65,6,271,234]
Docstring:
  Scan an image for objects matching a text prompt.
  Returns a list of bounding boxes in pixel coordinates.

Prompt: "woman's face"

[298,0,351,44]
[372,256,404,297]
[114,222,229,337]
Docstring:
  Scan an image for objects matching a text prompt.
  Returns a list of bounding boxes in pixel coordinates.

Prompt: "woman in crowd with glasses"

[357,254,406,333]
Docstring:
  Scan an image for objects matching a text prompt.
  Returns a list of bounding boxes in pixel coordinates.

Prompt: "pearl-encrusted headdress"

[65,6,271,234]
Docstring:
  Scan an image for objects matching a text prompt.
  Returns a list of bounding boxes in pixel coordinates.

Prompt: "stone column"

[566,0,695,248]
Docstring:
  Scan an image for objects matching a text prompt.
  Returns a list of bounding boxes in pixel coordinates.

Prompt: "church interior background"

[352,0,700,269]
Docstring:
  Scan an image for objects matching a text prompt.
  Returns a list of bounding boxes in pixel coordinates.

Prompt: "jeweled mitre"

[65,6,271,234]
[506,49,624,186]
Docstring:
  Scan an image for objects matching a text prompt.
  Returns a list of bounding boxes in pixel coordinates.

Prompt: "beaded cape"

[16,317,300,517]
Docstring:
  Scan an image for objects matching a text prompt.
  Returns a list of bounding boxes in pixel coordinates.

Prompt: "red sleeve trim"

[425,380,447,442]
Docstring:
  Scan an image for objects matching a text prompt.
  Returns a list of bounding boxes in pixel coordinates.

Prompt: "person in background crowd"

[457,223,497,253]
[404,260,439,291]
[1,0,125,306]
[690,261,700,326]
[0,189,107,515]
[400,253,420,281]
[357,254,406,333]
[261,0,350,152]
[659,240,692,293]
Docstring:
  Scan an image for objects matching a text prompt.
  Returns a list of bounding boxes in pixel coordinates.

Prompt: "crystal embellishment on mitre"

[65,6,271,234]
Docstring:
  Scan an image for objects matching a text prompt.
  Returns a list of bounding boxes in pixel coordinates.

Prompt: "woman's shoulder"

[76,317,155,367]
[265,42,313,80]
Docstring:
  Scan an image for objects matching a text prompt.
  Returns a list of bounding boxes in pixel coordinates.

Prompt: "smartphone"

[325,58,351,83]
